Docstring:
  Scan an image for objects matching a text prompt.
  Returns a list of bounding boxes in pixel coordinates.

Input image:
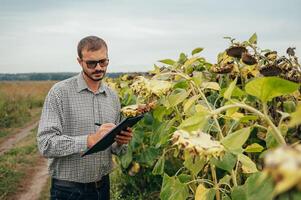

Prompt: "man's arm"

[37,87,87,158]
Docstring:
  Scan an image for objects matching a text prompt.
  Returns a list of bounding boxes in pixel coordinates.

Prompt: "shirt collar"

[76,72,107,95]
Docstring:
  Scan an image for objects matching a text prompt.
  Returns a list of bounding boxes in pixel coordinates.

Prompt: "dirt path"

[0,121,39,156]
[15,158,49,200]
[0,120,50,200]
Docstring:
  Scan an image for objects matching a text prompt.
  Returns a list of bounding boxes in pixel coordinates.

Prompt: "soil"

[13,158,48,200]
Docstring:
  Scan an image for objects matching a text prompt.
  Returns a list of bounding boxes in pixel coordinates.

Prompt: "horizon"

[0,71,145,74]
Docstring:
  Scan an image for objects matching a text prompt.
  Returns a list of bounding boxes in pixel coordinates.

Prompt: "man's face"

[77,48,109,81]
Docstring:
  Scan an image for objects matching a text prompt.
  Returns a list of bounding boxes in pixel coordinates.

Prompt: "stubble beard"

[83,69,106,82]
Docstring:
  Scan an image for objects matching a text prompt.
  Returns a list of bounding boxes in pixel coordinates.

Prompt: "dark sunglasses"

[82,58,109,69]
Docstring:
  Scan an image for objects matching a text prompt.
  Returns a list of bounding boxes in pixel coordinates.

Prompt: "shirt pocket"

[103,105,117,123]
[100,98,118,124]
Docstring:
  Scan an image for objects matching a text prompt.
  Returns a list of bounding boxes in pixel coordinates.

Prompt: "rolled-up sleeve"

[37,87,87,158]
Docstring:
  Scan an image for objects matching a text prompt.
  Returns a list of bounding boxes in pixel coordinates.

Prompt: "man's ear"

[77,57,82,65]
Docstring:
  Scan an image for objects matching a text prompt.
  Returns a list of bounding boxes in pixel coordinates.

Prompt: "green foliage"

[191,47,204,56]
[265,128,279,148]
[160,174,189,200]
[210,152,237,173]
[179,112,207,132]
[184,151,206,176]
[159,59,176,65]
[152,154,165,175]
[167,88,190,108]
[111,164,162,200]
[0,94,31,129]
[137,147,160,166]
[289,105,301,127]
[224,78,237,99]
[237,154,258,173]
[231,172,274,200]
[248,33,257,45]
[121,145,132,168]
[195,184,216,200]
[244,143,264,153]
[245,77,300,103]
[221,127,251,153]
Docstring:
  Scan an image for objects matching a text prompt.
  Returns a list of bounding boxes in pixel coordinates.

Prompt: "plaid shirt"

[37,72,126,183]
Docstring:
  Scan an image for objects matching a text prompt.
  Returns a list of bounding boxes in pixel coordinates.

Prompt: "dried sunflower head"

[259,64,282,76]
[226,46,247,59]
[264,51,278,62]
[280,69,301,83]
[171,130,224,158]
[240,65,260,79]
[286,47,296,57]
[121,102,156,117]
[120,74,129,81]
[276,57,293,72]
[121,74,136,81]
[264,144,301,195]
[131,76,172,97]
[131,76,152,97]
[241,52,257,65]
[121,105,139,117]
[105,79,118,90]
[212,52,236,74]
[213,63,234,74]
[211,62,234,74]
[149,79,172,96]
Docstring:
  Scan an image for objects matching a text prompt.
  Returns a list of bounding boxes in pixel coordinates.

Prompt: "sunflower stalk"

[210,164,221,200]
[213,102,286,145]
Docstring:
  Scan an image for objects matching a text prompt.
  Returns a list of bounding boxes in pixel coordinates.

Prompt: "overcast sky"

[0,0,300,73]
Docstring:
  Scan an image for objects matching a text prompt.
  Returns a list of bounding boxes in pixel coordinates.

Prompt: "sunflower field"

[107,34,301,200]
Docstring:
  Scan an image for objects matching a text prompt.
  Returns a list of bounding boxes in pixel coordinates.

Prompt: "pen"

[95,123,102,126]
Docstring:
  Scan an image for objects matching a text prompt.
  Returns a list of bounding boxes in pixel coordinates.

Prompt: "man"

[37,36,133,200]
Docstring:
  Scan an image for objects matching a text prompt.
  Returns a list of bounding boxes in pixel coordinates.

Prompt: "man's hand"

[115,127,133,146]
[87,123,115,148]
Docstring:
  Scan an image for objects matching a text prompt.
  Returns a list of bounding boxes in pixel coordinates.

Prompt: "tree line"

[0,72,129,81]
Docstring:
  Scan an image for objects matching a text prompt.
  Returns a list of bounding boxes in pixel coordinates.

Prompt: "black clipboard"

[81,114,144,157]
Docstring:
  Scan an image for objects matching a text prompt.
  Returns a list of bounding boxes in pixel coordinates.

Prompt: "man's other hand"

[115,127,133,146]
[87,123,115,148]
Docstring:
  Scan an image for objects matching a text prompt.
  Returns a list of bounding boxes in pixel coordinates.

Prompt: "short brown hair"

[77,36,108,59]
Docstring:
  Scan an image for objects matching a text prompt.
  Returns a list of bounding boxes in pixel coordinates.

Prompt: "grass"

[0,81,55,100]
[0,108,41,145]
[0,81,55,140]
[0,128,40,199]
